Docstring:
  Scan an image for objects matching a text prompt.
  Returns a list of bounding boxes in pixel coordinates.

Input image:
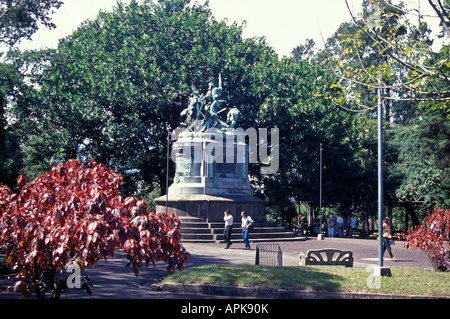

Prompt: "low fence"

[255,243,282,267]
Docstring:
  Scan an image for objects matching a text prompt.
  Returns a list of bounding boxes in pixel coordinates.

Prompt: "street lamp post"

[377,73,391,277]
[318,143,324,240]
[377,73,384,268]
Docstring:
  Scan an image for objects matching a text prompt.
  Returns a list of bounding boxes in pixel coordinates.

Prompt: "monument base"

[155,194,266,222]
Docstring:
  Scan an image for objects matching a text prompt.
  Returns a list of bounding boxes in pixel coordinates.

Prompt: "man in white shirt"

[241,211,254,250]
[223,210,234,249]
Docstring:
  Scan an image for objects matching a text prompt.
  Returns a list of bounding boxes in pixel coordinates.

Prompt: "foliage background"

[1,0,449,232]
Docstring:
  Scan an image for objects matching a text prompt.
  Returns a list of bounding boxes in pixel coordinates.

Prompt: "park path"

[0,236,433,299]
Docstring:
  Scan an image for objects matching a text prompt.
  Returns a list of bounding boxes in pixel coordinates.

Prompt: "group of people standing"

[325,214,358,238]
[322,214,396,261]
[223,210,396,261]
[223,210,254,250]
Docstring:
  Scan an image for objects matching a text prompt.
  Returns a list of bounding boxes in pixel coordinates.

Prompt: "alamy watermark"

[367,1,382,29]
[365,265,382,289]
[170,126,280,175]
[66,262,82,289]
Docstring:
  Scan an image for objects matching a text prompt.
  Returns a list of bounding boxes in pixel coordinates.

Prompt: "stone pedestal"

[155,194,265,222]
[155,128,265,220]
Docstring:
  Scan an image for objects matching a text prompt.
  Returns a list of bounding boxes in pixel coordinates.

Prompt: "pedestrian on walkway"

[350,215,358,238]
[241,211,254,250]
[327,214,336,237]
[223,210,233,249]
[381,217,396,261]
[345,216,352,237]
[336,214,344,237]
[314,217,321,235]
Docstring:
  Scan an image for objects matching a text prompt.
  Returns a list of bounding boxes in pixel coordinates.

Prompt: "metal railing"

[255,243,282,267]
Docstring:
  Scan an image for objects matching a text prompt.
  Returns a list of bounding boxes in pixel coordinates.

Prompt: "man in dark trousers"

[382,217,397,261]
[223,210,233,249]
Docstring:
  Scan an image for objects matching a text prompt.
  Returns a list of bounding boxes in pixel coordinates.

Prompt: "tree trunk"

[406,205,420,228]
[363,210,369,234]
[404,205,409,233]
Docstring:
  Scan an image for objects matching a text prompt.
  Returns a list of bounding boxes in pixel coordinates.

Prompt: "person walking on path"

[223,210,233,249]
[241,211,254,250]
[381,217,397,261]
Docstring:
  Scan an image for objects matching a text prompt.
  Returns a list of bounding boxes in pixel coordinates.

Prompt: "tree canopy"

[0,0,63,46]
[1,0,448,231]
[328,0,450,114]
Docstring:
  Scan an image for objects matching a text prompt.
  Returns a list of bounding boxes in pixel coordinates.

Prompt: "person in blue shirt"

[327,214,336,237]
[241,211,254,250]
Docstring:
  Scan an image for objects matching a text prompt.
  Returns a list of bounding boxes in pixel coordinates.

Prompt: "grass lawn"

[162,264,450,297]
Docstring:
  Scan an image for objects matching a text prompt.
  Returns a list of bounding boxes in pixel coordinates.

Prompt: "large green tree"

[15,0,277,197]
[0,0,62,187]
[331,0,450,113]
[0,61,22,186]
[253,56,360,224]
[8,0,367,224]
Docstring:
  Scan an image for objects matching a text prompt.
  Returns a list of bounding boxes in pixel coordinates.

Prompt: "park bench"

[299,249,353,267]
[255,243,282,267]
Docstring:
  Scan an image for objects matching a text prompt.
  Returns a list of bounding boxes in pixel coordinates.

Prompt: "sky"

[14,0,364,57]
[14,0,443,58]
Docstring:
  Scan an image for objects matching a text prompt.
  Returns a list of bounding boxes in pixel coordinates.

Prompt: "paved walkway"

[184,236,433,270]
[0,236,434,299]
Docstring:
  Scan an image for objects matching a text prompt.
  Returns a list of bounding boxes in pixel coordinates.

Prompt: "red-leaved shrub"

[0,159,190,298]
[404,208,450,271]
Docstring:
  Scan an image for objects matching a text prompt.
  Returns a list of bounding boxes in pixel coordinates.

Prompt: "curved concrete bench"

[299,249,353,267]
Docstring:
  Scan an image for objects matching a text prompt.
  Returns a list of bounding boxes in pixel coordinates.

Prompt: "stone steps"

[179,216,305,243]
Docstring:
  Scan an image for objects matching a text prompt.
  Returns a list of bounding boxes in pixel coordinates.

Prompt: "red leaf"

[92,231,99,244]
[124,196,137,207]
[17,175,28,187]
[13,281,22,293]
[87,222,97,234]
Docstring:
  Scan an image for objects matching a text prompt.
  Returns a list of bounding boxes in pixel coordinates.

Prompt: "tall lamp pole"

[318,143,324,240]
[377,73,384,267]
